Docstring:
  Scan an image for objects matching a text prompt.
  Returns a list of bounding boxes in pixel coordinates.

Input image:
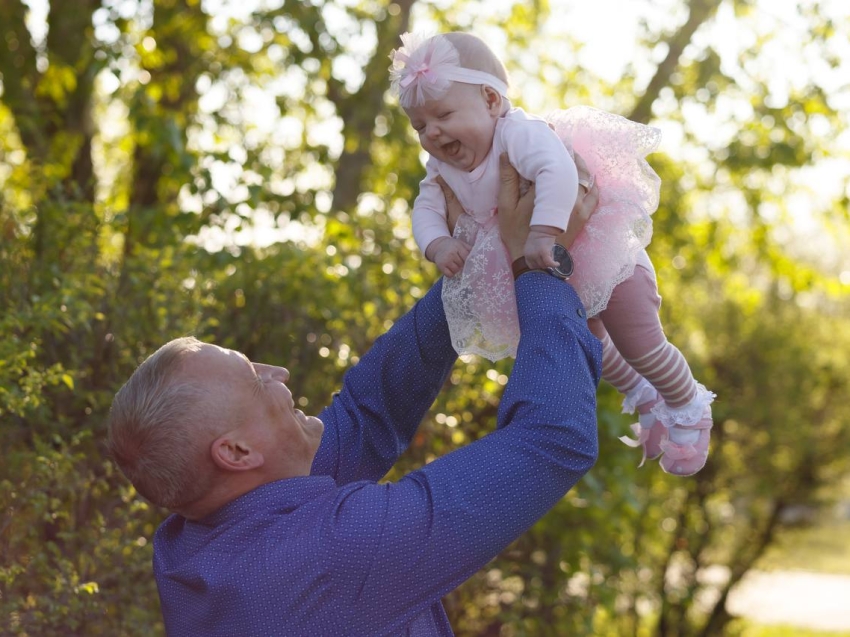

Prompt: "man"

[107,155,601,636]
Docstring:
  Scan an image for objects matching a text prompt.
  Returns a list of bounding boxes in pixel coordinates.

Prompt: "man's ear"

[210,432,264,471]
[482,85,503,116]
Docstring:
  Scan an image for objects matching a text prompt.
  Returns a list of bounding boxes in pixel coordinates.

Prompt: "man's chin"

[304,415,324,438]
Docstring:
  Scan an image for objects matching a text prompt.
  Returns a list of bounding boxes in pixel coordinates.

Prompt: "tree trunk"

[0,0,100,266]
[47,0,100,201]
[0,0,48,157]
[330,0,417,213]
[107,0,207,373]
[628,0,723,125]
[696,499,784,637]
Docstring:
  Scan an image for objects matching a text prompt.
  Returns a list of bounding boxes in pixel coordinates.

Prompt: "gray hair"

[107,336,213,512]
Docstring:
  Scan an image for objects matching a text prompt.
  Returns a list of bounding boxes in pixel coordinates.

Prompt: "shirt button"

[577,308,586,319]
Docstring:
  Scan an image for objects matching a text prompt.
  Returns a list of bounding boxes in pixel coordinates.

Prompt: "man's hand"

[436,176,465,236]
[559,152,598,250]
[497,153,536,262]
[498,152,599,263]
[425,236,471,277]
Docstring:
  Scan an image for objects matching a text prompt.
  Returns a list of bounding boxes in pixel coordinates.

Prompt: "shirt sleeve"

[500,117,579,230]
[412,156,453,255]
[311,279,458,484]
[326,274,602,633]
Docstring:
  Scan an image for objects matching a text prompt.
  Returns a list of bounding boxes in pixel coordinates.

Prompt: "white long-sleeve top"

[412,107,580,255]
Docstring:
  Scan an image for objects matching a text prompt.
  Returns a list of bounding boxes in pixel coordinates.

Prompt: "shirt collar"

[195,475,337,528]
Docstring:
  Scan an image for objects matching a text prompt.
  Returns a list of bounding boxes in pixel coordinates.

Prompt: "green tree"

[1,0,849,635]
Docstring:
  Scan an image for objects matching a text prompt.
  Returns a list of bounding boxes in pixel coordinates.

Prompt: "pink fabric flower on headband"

[390,33,458,109]
[389,32,509,109]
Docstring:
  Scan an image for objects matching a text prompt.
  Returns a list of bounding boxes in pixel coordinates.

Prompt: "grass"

[756,519,850,575]
[740,504,850,636]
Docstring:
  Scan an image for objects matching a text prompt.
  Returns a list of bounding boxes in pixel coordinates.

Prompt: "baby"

[396,35,575,279]
[390,31,715,476]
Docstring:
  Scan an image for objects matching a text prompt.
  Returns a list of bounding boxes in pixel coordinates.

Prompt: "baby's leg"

[599,265,695,407]
[588,317,640,394]
[589,316,664,462]
[599,265,715,475]
[589,317,655,407]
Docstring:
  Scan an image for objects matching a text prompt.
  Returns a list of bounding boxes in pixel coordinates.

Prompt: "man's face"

[183,344,324,478]
[405,82,500,172]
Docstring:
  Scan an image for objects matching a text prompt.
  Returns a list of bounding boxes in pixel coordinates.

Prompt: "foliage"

[1,0,849,635]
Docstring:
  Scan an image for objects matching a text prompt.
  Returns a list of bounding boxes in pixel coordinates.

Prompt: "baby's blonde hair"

[442,33,510,88]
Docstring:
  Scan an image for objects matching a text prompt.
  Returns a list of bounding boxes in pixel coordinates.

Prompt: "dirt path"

[727,570,850,631]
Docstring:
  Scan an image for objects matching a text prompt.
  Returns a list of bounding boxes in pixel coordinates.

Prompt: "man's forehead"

[211,344,247,359]
[182,344,253,379]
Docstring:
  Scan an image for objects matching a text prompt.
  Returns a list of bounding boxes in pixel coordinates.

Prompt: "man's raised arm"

[320,155,603,634]
[311,279,458,484]
[311,163,473,485]
[326,272,601,634]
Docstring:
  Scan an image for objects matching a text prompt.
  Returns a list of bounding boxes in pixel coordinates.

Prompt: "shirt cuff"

[514,271,588,332]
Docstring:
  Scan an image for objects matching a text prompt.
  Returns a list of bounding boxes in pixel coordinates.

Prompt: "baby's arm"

[413,158,471,277]
[500,116,579,269]
[425,236,471,277]
[526,225,562,269]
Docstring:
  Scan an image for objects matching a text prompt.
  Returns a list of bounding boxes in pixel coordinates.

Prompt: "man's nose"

[255,363,290,383]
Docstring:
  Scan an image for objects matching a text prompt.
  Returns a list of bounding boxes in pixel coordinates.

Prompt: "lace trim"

[621,378,656,415]
[651,384,716,428]
[442,214,519,362]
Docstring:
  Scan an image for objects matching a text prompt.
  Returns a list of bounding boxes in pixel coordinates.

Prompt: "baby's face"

[404,83,501,172]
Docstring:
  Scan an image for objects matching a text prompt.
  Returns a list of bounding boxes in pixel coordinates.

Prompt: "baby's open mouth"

[443,140,461,156]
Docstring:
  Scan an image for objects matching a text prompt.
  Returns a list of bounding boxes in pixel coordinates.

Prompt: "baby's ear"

[482,85,503,115]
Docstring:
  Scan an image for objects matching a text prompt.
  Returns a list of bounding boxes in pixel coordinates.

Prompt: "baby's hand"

[524,226,561,269]
[426,236,472,277]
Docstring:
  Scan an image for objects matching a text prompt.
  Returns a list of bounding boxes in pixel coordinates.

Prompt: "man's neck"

[179,475,267,520]
[178,464,315,519]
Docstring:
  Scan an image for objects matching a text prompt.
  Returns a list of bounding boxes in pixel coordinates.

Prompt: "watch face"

[549,243,574,279]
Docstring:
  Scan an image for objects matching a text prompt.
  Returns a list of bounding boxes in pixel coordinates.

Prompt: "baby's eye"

[438,111,452,119]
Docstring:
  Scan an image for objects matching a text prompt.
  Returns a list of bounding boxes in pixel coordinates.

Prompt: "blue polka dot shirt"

[153,274,602,636]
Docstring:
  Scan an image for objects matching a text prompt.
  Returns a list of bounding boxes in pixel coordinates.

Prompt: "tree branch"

[628,0,723,124]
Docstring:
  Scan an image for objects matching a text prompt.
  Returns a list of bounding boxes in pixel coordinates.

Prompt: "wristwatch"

[512,243,574,281]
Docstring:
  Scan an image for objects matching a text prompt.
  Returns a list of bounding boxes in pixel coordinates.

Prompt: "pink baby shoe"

[619,392,666,467]
[658,404,713,476]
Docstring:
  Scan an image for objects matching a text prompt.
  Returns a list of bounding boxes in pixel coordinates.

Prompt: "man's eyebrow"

[242,354,260,375]
[229,350,260,379]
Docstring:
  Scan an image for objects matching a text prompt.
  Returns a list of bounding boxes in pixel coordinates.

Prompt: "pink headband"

[389,33,509,109]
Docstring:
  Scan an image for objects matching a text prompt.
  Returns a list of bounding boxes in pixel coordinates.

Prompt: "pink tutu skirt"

[547,106,661,318]
[443,106,661,361]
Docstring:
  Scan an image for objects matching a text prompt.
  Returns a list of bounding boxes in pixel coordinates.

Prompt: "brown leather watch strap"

[512,257,537,280]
